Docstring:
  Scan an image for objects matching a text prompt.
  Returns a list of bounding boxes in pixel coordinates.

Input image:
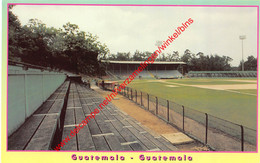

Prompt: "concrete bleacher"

[139,70,154,79]
[112,70,155,79]
[150,70,183,79]
[61,82,177,151]
[8,80,178,151]
[107,69,184,80]
[188,71,257,78]
[8,81,70,150]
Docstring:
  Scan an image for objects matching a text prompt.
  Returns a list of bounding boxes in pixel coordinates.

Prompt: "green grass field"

[123,78,257,129]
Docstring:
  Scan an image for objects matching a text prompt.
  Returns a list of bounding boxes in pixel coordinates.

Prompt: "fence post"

[141,92,143,106]
[147,94,149,111]
[205,113,208,144]
[167,100,169,122]
[135,90,137,103]
[182,105,185,131]
[241,125,244,151]
[131,89,133,100]
[156,97,158,115]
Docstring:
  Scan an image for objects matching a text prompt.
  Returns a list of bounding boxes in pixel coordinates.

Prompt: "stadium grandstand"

[101,60,185,79]
[188,71,257,78]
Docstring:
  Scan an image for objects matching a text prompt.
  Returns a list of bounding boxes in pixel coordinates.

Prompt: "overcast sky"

[12,5,258,66]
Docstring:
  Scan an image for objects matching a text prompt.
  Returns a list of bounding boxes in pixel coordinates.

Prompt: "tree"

[181,49,193,63]
[166,51,180,61]
[8,10,109,75]
[8,5,23,61]
[114,52,130,61]
[180,49,233,72]
[20,19,57,67]
[132,50,146,61]
[238,55,257,71]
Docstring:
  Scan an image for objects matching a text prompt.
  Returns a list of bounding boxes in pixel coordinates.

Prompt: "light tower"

[155,41,163,61]
[239,35,246,71]
[155,41,163,74]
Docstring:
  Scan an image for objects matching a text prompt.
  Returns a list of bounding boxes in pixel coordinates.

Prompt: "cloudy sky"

[12,5,258,66]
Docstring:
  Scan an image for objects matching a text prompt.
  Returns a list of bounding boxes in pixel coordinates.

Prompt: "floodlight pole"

[155,41,163,74]
[155,41,163,61]
[239,35,246,71]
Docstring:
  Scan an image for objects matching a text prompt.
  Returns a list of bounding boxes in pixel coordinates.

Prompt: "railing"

[120,86,257,151]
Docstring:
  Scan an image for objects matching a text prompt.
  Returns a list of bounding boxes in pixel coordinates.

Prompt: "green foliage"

[106,48,234,72]
[132,50,149,61]
[181,49,233,72]
[8,8,109,75]
[107,52,131,61]
[8,7,23,61]
[238,55,257,71]
[166,51,180,61]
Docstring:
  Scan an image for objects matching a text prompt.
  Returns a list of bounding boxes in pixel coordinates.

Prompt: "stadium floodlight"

[155,41,163,61]
[155,41,163,47]
[239,35,246,71]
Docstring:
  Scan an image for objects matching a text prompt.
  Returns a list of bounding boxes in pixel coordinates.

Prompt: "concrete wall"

[8,65,67,136]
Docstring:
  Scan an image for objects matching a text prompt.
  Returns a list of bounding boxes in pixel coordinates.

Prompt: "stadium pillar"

[113,64,114,73]
[182,65,184,75]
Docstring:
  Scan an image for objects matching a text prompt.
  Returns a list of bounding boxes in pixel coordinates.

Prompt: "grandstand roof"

[101,60,186,65]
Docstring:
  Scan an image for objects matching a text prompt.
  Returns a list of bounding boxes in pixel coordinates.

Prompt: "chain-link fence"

[119,87,257,151]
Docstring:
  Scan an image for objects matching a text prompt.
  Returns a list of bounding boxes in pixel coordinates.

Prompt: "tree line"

[9,5,109,75]
[9,5,256,75]
[106,49,257,72]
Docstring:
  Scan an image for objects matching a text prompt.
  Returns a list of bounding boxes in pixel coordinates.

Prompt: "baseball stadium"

[96,59,257,151]
[7,5,258,153]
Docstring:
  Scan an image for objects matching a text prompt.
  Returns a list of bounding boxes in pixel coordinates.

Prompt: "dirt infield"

[191,84,256,90]
[226,79,257,83]
[158,79,257,96]
[166,85,179,88]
